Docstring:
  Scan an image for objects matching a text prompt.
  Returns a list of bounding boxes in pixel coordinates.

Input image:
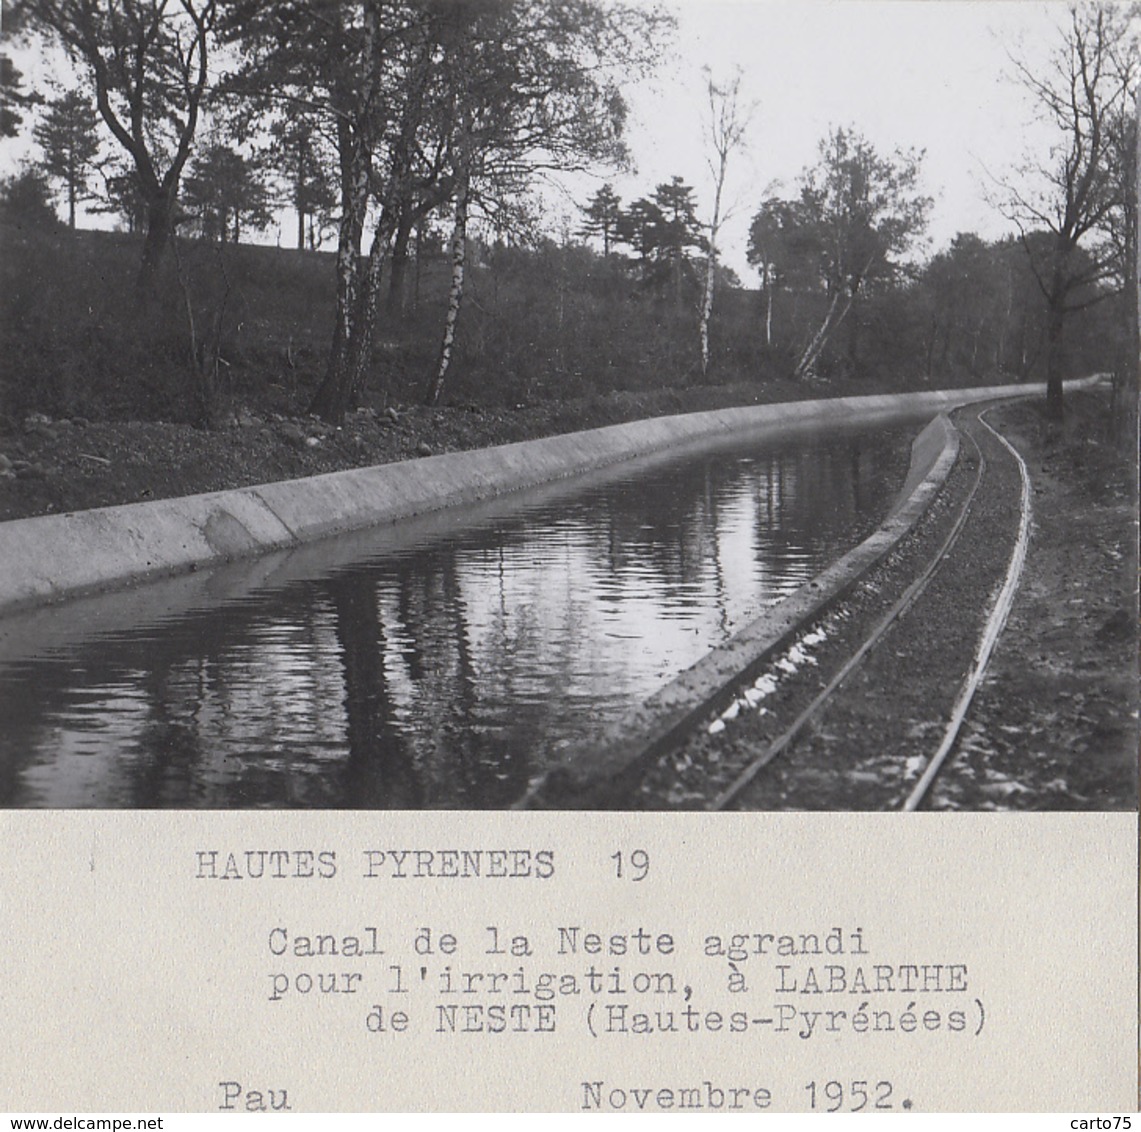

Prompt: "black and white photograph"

[1,0,1139,1117]
[1,0,1136,813]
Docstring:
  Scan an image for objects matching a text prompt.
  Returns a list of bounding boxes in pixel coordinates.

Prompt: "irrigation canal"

[0,419,917,808]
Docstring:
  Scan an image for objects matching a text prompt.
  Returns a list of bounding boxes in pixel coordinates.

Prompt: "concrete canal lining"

[0,381,1063,615]
[522,412,961,807]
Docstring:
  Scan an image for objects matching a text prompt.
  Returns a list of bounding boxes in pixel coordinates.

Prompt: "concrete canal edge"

[521,373,1100,806]
[519,412,963,808]
[0,381,1076,615]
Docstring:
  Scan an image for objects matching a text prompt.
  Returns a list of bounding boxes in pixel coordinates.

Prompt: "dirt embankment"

[0,382,814,524]
[932,395,1138,810]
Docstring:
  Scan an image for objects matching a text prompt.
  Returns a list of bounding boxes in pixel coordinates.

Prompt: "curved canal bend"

[0,420,919,809]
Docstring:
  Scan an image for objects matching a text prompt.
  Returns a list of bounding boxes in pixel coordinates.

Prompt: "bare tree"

[698,66,751,379]
[997,3,1138,422]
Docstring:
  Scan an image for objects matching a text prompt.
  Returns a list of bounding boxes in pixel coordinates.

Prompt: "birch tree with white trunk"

[423,0,673,407]
[784,127,931,380]
[698,67,750,379]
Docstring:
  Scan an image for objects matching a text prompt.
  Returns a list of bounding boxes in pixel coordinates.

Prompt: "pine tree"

[182,143,273,243]
[268,117,337,251]
[578,184,622,256]
[651,176,705,303]
[1,52,38,138]
[33,88,101,229]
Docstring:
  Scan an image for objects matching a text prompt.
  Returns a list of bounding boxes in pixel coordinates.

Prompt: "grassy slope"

[0,222,972,429]
[1,223,1131,530]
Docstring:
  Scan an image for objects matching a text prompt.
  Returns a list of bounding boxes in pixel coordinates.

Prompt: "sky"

[2,0,1074,279]
[550,0,1070,279]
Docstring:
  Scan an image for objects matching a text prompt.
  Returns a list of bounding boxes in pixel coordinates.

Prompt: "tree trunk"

[312,228,390,423]
[763,269,773,348]
[794,256,872,380]
[425,179,469,406]
[386,212,415,316]
[136,195,175,294]
[847,291,860,374]
[699,177,723,379]
[310,124,369,420]
[340,221,392,409]
[794,288,850,379]
[413,219,424,310]
[311,229,361,420]
[294,130,309,251]
[699,250,715,377]
[310,5,382,419]
[1044,298,1066,423]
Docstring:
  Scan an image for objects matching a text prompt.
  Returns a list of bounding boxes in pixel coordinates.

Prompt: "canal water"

[0,421,915,809]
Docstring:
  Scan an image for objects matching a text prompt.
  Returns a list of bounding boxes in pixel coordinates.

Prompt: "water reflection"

[0,424,911,808]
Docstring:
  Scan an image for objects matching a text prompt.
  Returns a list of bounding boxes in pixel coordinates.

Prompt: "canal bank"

[0,420,917,807]
[0,382,1130,811]
[0,382,1067,614]
[637,388,1138,811]
[521,413,961,806]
